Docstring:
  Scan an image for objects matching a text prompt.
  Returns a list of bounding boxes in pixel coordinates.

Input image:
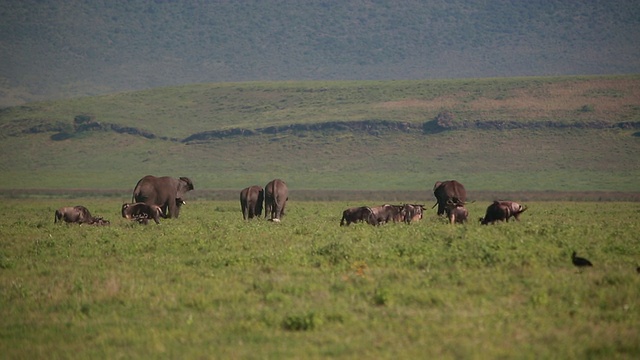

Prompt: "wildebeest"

[54,205,109,225]
[340,206,377,226]
[479,201,512,225]
[240,185,264,220]
[498,201,527,221]
[401,204,425,224]
[445,203,469,224]
[370,204,403,225]
[90,217,111,226]
[121,202,166,225]
[433,180,466,216]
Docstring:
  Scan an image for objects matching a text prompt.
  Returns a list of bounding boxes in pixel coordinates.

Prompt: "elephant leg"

[168,201,178,218]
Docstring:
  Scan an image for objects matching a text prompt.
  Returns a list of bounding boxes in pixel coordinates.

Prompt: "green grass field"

[1,198,638,358]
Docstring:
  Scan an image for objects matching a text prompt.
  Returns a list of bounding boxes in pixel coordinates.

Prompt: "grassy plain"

[1,198,639,358]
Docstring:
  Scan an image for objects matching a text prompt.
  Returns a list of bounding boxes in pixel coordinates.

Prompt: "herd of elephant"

[53,177,526,226]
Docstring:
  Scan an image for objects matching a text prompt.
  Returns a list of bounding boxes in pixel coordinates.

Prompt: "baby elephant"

[121,202,166,225]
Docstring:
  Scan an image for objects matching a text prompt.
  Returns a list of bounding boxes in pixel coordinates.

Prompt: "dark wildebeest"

[498,201,528,221]
[54,205,109,225]
[370,204,403,225]
[132,175,194,218]
[90,217,111,226]
[264,179,288,222]
[445,203,469,224]
[240,185,264,220]
[479,201,512,225]
[433,180,466,216]
[340,206,378,226]
[121,202,166,225]
[401,204,425,224]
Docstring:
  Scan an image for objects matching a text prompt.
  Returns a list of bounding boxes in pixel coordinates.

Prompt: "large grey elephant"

[132,175,194,218]
[240,185,264,220]
[264,179,288,222]
[432,180,466,216]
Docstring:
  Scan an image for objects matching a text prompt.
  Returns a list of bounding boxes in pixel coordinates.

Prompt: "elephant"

[240,185,264,220]
[432,180,467,216]
[264,179,288,222]
[131,175,194,218]
[121,202,165,225]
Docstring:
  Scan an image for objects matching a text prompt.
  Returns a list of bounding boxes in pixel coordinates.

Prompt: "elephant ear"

[433,181,443,192]
[179,177,195,191]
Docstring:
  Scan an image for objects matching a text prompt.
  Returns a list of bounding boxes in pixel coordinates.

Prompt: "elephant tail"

[269,181,279,214]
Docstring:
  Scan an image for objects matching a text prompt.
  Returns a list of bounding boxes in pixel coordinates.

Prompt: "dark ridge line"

[6,118,640,143]
[182,119,640,143]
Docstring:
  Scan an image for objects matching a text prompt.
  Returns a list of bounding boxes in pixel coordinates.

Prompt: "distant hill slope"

[1,76,639,193]
[1,0,639,106]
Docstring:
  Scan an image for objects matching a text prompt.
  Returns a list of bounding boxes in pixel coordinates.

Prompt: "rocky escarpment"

[4,113,640,143]
[182,118,640,143]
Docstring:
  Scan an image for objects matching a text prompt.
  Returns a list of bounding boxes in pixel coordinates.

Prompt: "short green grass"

[1,199,638,358]
[1,128,638,192]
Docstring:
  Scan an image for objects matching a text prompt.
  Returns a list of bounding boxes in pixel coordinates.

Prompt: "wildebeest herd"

[54,177,527,227]
[341,180,527,226]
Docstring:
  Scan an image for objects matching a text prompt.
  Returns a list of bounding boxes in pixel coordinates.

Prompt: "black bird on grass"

[571,251,593,268]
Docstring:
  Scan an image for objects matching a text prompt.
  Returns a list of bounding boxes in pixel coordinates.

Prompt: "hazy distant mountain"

[1,0,639,106]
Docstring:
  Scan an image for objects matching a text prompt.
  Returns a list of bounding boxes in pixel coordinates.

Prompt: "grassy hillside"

[1,76,639,194]
[1,0,639,105]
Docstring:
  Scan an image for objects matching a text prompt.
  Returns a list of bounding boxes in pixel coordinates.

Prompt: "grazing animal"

[432,180,466,216]
[55,205,100,225]
[401,204,425,224]
[90,217,111,226]
[240,185,264,220]
[446,204,469,224]
[264,179,288,222]
[340,206,378,226]
[498,201,528,221]
[479,201,512,225]
[121,202,166,225]
[571,251,593,268]
[370,204,403,225]
[132,175,194,218]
